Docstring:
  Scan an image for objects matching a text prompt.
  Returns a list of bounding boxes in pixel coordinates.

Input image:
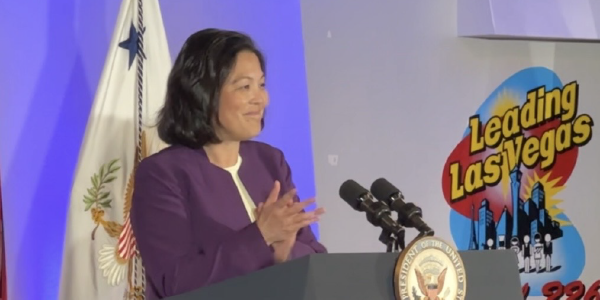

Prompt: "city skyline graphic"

[466,166,562,274]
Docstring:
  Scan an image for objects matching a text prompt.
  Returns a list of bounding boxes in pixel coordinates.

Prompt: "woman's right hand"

[255,181,319,245]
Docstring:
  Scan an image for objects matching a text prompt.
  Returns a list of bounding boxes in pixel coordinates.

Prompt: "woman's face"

[215,50,268,142]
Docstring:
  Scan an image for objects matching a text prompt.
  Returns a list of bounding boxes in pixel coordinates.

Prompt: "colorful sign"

[441,67,598,298]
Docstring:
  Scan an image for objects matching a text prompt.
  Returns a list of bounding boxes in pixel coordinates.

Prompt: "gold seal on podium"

[394,236,467,300]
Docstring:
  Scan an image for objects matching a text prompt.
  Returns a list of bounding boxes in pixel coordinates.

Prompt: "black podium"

[165,250,523,300]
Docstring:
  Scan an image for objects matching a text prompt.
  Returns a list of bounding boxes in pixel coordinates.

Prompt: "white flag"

[59,0,171,299]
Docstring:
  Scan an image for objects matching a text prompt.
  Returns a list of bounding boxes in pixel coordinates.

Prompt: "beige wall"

[301,0,600,298]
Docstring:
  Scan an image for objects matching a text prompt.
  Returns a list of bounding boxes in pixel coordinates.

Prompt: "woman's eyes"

[238,83,266,90]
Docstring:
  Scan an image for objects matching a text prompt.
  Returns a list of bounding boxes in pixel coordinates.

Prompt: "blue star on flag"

[119,23,139,69]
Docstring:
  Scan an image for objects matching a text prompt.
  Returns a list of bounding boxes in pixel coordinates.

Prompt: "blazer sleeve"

[130,158,274,298]
[275,149,328,259]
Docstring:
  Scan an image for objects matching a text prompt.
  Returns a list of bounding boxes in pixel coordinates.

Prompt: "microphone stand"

[397,226,406,250]
[379,212,406,253]
[406,205,434,248]
[379,229,397,253]
[386,203,432,252]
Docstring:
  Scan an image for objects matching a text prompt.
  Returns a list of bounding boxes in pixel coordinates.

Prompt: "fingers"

[279,216,318,239]
[312,207,326,216]
[289,211,321,227]
[285,198,315,215]
[265,181,280,205]
[297,210,321,221]
[290,215,320,231]
[266,187,296,211]
[279,188,296,206]
[254,202,264,219]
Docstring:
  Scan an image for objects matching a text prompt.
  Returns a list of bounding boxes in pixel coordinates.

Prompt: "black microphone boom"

[339,179,405,237]
[370,178,434,237]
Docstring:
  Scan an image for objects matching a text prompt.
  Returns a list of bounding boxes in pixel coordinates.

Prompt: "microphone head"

[339,179,370,211]
[370,178,401,204]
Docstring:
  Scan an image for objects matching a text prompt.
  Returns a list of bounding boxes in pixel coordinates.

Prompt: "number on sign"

[542,281,564,300]
[565,280,585,300]
[585,280,600,300]
[537,280,600,300]
[522,283,530,299]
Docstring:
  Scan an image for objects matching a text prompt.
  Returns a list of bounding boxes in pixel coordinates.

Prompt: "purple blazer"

[130,140,327,299]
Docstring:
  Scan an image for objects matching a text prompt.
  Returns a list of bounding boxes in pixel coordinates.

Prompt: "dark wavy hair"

[157,28,266,148]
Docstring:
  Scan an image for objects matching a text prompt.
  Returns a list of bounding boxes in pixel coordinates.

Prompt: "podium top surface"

[166,250,522,300]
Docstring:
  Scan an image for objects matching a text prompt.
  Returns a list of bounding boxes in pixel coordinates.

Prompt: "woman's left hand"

[255,202,297,263]
[272,236,295,263]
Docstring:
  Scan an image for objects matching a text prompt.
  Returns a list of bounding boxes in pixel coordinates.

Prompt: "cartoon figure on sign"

[440,67,594,296]
[544,233,553,271]
[523,235,531,273]
[510,236,520,255]
[533,234,543,272]
[486,238,493,250]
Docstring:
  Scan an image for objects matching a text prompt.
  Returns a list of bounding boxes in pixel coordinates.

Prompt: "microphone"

[370,178,434,236]
[339,179,405,237]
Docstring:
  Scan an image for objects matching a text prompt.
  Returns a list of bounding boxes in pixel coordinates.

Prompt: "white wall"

[301,0,600,298]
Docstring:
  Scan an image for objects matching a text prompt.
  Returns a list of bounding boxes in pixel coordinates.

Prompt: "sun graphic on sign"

[488,88,521,201]
[522,171,571,226]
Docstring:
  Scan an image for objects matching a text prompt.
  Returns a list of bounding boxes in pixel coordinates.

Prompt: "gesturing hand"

[255,181,321,245]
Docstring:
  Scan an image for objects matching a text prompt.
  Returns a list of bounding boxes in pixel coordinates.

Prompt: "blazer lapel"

[238,144,270,209]
[196,148,253,230]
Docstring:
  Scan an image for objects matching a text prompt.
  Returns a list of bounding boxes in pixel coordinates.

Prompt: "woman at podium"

[130,28,327,300]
